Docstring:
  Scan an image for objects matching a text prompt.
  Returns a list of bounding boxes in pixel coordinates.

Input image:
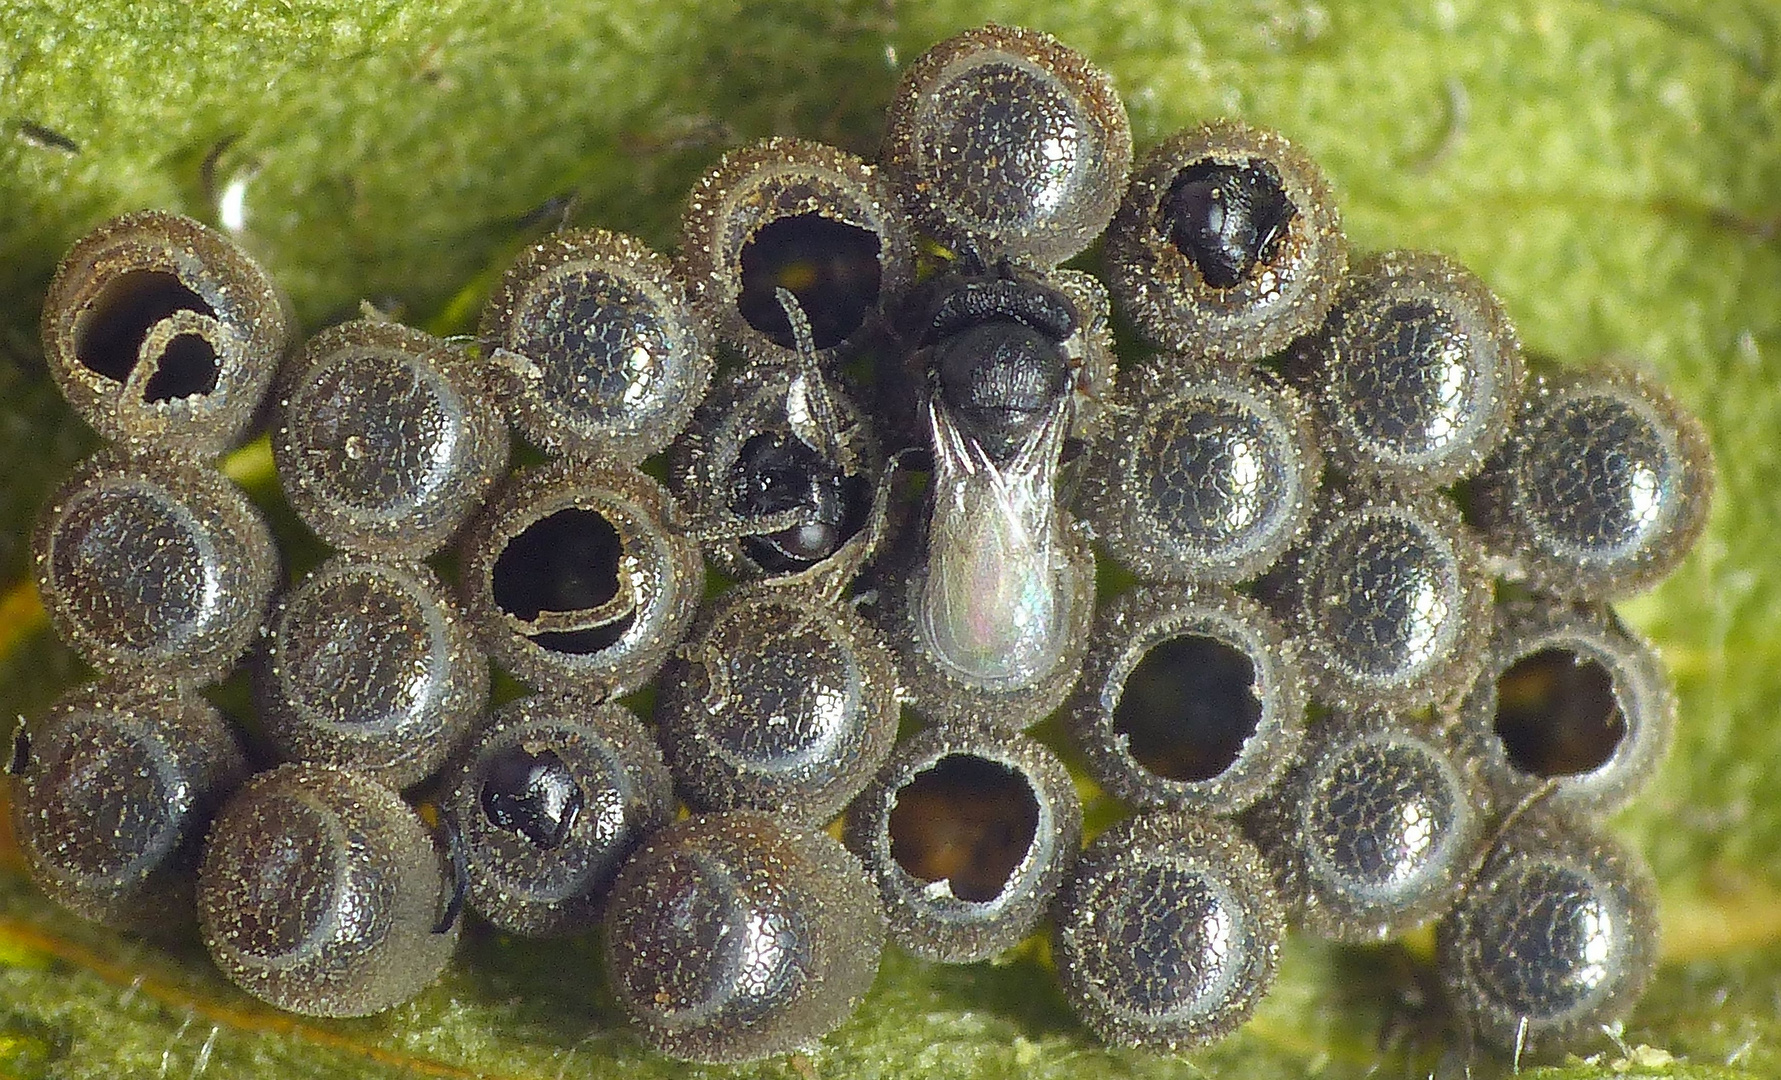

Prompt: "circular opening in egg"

[887,753,1040,903]
[492,508,634,654]
[1493,648,1625,777]
[737,213,882,350]
[74,270,218,385]
[1114,633,1261,782]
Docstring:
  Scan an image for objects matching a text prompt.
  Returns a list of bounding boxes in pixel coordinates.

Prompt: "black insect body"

[444,696,675,937]
[891,265,1097,726]
[727,427,870,574]
[1162,160,1297,289]
[480,746,582,849]
[1105,120,1348,361]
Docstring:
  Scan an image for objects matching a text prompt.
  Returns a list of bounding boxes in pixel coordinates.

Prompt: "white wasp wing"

[917,396,1073,689]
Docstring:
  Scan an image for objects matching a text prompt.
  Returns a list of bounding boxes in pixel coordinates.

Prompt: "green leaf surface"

[1,1,1778,1077]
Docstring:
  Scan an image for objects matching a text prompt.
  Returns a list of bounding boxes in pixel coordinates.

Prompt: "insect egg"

[457,458,703,697]
[441,695,674,937]
[257,555,488,790]
[480,227,712,463]
[198,763,460,1018]
[1436,806,1659,1057]
[881,23,1132,267]
[1457,598,1674,816]
[1053,810,1284,1051]
[273,319,509,558]
[40,210,290,454]
[843,720,1081,963]
[1276,487,1490,710]
[680,137,913,363]
[1471,361,1713,600]
[1242,707,1489,943]
[602,811,886,1063]
[1084,361,1322,584]
[654,582,899,826]
[1070,584,1305,814]
[1292,250,1522,485]
[10,681,249,930]
[1104,121,1347,361]
[33,449,277,686]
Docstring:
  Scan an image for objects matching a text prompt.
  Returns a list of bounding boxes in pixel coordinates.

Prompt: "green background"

[1,1,1777,1077]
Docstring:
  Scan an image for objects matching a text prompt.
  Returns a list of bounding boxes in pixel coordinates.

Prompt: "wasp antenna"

[774,286,849,465]
[686,505,824,545]
[433,805,469,935]
[6,718,27,776]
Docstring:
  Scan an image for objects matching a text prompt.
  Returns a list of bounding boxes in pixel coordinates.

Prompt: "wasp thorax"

[729,430,870,572]
[1162,160,1296,289]
[481,747,581,848]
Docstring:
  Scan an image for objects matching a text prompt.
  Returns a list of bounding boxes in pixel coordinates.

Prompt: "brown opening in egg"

[492,508,635,654]
[1113,634,1261,782]
[1493,648,1625,777]
[737,213,881,350]
[74,269,218,385]
[887,753,1039,903]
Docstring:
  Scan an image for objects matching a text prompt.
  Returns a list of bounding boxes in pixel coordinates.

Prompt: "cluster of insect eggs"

[13,20,1711,1067]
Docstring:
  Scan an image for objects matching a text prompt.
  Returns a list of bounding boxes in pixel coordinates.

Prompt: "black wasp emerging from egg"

[898,260,1087,698]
